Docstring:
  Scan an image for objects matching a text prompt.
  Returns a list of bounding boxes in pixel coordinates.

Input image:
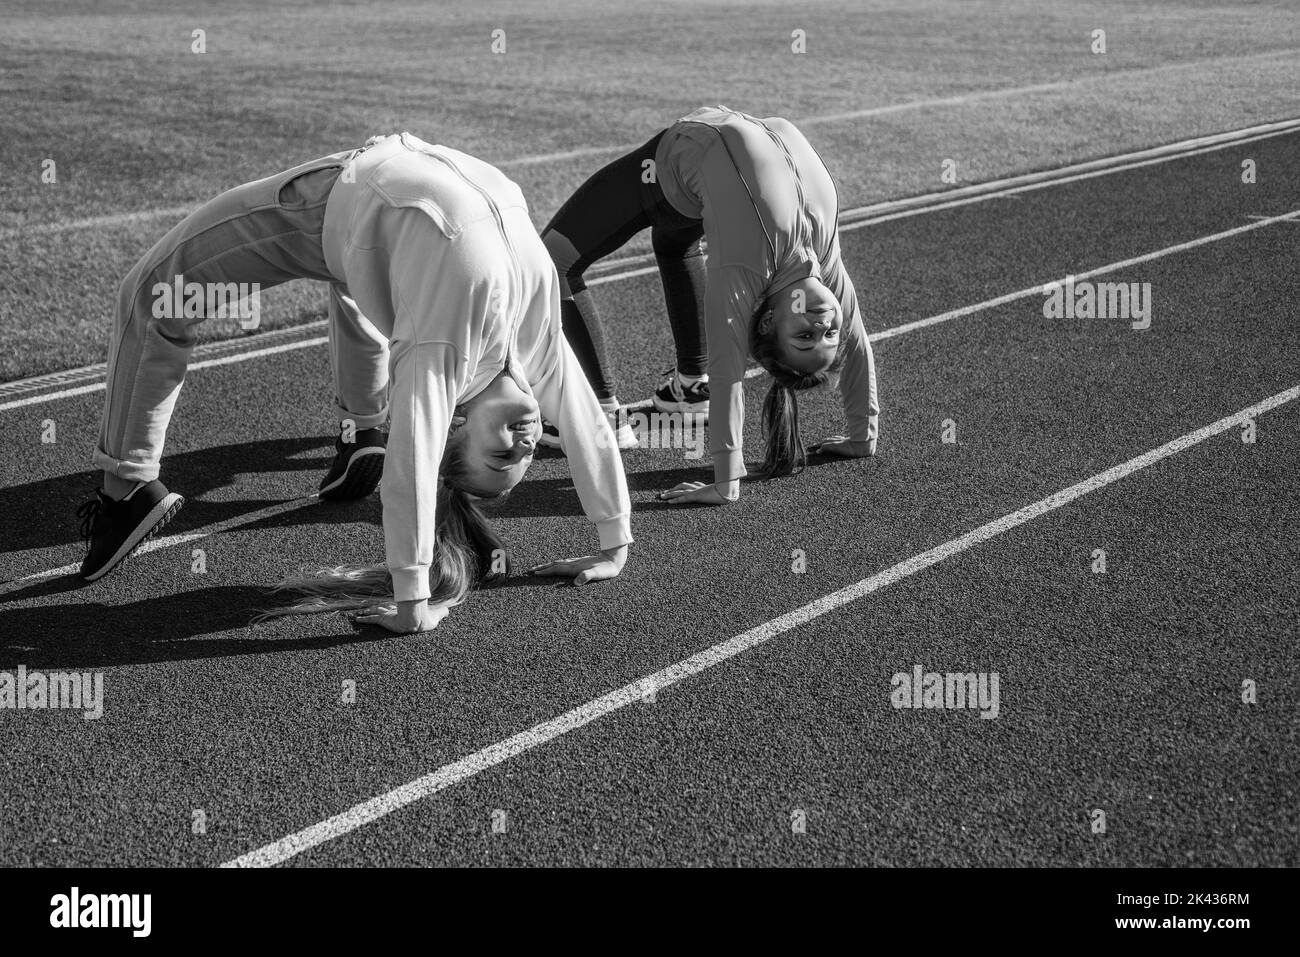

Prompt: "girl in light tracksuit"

[542,106,880,506]
[81,133,632,634]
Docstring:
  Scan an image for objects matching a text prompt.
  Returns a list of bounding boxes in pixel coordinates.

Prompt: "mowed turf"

[3,0,1300,378]
[0,138,1296,865]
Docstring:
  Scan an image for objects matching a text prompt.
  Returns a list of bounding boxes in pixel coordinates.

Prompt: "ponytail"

[434,479,511,597]
[759,378,805,477]
[257,438,510,620]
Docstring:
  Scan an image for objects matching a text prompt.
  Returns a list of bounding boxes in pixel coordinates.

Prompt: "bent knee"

[541,228,585,298]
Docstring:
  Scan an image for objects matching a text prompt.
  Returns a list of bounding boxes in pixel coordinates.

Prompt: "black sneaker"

[651,369,709,418]
[537,410,638,451]
[537,420,563,450]
[318,427,386,500]
[78,480,185,582]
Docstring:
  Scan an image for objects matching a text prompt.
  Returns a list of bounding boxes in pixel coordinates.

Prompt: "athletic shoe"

[78,480,185,582]
[651,369,709,418]
[318,427,386,500]
[537,409,639,451]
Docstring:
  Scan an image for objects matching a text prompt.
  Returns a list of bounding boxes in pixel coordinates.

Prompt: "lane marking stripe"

[3,119,1296,407]
[837,124,1300,233]
[222,382,1300,867]
[872,209,1300,342]
[7,205,1295,414]
[0,338,328,412]
[5,208,1295,588]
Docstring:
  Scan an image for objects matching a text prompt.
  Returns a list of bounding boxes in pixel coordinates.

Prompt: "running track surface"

[0,131,1297,866]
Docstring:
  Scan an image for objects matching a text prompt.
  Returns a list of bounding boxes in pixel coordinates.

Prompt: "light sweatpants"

[94,149,389,483]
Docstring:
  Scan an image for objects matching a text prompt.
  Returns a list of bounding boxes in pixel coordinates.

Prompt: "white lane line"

[8,200,1299,414]
[800,48,1300,127]
[588,265,659,286]
[0,337,328,412]
[1,205,194,239]
[4,118,1297,410]
[5,207,1296,588]
[7,117,1293,254]
[222,382,1300,867]
[0,494,320,593]
[837,123,1300,234]
[0,321,332,400]
[5,201,1297,581]
[872,208,1300,342]
[0,382,108,411]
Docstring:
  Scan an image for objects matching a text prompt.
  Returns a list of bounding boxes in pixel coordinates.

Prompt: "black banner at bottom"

[0,866,1275,944]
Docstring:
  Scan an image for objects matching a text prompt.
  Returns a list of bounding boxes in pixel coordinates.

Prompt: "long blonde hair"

[258,438,510,619]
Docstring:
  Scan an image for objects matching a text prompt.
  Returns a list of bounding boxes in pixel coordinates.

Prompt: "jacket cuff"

[390,565,430,603]
[711,447,748,484]
[596,514,633,552]
[848,413,879,454]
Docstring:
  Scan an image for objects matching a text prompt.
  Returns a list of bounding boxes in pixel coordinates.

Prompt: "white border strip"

[223,382,1300,867]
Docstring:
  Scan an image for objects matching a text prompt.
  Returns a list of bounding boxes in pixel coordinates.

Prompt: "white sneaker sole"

[651,394,709,419]
[318,446,385,499]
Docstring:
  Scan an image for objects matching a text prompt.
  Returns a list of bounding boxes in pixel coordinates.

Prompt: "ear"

[756,306,776,335]
[448,413,467,437]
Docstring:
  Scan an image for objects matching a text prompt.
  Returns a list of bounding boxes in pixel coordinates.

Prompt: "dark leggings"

[541,131,707,401]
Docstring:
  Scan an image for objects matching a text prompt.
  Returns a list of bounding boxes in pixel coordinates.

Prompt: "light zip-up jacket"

[323,133,632,603]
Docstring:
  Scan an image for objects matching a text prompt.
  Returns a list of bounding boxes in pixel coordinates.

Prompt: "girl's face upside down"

[765,277,843,375]
[452,371,542,497]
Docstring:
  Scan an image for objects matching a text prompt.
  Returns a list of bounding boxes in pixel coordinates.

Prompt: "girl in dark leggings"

[541,129,709,452]
[541,106,880,505]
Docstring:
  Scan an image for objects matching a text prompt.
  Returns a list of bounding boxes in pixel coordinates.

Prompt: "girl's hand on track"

[355,598,449,634]
[656,481,737,506]
[530,545,627,585]
[810,435,875,458]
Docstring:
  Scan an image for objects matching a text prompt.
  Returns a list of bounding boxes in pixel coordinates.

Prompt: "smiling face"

[764,277,843,375]
[450,372,541,496]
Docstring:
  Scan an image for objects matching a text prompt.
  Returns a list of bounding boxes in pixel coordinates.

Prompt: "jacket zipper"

[421,147,523,370]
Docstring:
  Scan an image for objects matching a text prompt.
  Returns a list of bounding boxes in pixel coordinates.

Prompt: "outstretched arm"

[658,262,764,506]
[362,219,477,634]
[363,340,463,632]
[528,301,633,582]
[815,235,879,458]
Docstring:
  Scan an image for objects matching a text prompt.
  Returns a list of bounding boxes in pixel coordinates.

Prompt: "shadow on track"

[0,570,595,670]
[3,434,735,559]
[0,436,336,556]
[0,584,389,669]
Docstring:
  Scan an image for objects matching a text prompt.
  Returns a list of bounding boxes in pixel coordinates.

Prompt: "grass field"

[3,0,1300,379]
[1,0,1298,869]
